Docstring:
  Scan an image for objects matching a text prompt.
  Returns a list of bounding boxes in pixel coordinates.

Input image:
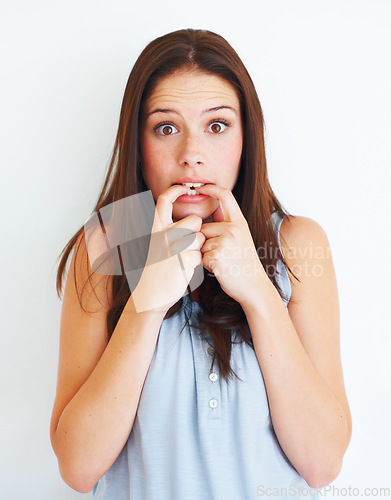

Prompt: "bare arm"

[50,234,167,493]
[241,216,352,489]
[50,185,203,493]
[197,186,351,489]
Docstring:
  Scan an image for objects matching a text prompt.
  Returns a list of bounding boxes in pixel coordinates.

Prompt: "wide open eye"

[207,119,230,134]
[154,122,179,136]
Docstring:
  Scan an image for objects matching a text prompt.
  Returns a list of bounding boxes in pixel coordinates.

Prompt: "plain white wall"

[1,1,390,498]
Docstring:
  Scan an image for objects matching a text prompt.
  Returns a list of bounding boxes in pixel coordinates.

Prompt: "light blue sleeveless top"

[92,212,319,499]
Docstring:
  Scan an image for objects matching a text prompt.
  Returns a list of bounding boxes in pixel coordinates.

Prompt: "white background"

[1,1,390,499]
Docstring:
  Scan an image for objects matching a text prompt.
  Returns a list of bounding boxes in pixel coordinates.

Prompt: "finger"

[180,249,203,274]
[201,250,220,276]
[165,214,203,249]
[200,222,225,239]
[168,213,203,233]
[200,236,220,254]
[195,184,243,223]
[154,184,189,229]
[170,231,205,255]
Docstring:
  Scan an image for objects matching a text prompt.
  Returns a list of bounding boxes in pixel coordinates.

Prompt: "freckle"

[78,365,80,369]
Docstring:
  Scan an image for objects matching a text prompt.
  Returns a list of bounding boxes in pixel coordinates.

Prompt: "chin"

[172,202,215,223]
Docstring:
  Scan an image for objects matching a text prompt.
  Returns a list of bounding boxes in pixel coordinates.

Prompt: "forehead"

[145,70,239,109]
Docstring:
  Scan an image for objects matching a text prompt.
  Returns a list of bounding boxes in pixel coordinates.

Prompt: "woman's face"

[139,69,243,222]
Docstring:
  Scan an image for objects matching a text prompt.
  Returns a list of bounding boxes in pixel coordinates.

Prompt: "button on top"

[209,372,218,382]
[209,399,218,408]
[207,346,215,356]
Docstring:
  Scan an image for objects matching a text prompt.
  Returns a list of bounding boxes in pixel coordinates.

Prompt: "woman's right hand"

[130,185,205,314]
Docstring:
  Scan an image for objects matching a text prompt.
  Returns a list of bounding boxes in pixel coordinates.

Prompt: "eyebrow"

[146,105,238,118]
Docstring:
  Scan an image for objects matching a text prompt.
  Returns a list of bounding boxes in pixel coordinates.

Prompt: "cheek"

[141,138,159,181]
[230,134,243,170]
[215,137,242,182]
[218,131,242,161]
[141,139,174,195]
[231,133,243,161]
[142,135,173,166]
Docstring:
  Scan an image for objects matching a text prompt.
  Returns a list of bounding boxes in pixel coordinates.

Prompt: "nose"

[177,133,205,168]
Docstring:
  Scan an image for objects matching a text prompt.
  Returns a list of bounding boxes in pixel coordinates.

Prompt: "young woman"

[50,28,352,499]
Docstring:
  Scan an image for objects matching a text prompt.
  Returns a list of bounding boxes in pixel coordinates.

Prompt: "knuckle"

[228,226,239,238]
[208,259,217,271]
[195,250,202,264]
[208,249,218,260]
[155,194,166,206]
[189,214,203,228]
[158,190,171,201]
[198,232,206,245]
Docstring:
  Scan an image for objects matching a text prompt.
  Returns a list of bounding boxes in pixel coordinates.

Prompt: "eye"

[153,119,231,136]
[207,119,230,134]
[154,122,178,136]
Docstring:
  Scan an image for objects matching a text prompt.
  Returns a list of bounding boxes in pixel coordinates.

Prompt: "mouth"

[173,181,212,196]
[177,182,206,196]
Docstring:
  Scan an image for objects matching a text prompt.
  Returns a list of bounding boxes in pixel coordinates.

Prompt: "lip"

[176,193,210,204]
[172,177,213,185]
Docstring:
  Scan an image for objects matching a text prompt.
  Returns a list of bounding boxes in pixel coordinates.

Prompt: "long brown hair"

[56,28,299,385]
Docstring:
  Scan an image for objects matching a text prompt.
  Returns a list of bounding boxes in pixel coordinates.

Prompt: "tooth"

[182,182,205,187]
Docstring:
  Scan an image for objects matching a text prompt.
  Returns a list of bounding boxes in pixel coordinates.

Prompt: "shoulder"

[278,214,334,304]
[279,214,330,251]
[278,215,332,273]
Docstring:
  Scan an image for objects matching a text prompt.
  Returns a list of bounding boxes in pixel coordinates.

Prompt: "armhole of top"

[271,212,292,307]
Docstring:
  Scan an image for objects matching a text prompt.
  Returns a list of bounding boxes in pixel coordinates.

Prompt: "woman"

[50,28,352,499]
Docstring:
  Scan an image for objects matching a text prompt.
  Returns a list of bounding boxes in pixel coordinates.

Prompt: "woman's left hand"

[196,184,269,307]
